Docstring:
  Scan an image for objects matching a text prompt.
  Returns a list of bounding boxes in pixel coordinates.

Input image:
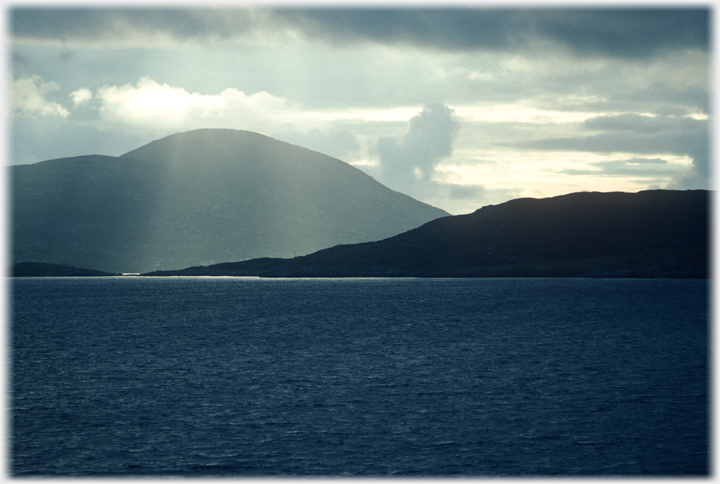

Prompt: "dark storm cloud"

[276,8,708,57]
[277,9,519,51]
[12,8,708,58]
[530,9,708,57]
[11,8,262,43]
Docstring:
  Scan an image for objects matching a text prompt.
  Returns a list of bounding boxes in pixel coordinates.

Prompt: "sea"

[11,277,709,476]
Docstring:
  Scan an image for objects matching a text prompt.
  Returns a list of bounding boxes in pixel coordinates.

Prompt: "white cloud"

[88,77,290,132]
[12,76,69,118]
[70,88,92,105]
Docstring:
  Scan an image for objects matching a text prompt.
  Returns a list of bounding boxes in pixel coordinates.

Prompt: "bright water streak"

[12,277,708,476]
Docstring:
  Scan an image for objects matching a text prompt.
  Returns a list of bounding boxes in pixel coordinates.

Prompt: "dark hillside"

[146,190,709,278]
[13,262,118,277]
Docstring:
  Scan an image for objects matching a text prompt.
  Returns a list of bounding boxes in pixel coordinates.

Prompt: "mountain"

[144,190,709,278]
[12,262,118,277]
[12,129,448,273]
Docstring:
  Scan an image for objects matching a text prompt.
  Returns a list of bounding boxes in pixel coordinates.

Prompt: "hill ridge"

[142,189,709,279]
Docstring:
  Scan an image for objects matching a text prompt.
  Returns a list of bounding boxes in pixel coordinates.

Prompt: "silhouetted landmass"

[12,129,448,273]
[143,190,709,278]
[12,262,118,277]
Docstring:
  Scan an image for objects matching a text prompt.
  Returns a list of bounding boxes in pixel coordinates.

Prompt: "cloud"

[7,7,710,211]
[12,115,137,164]
[278,9,521,51]
[70,87,92,105]
[11,8,282,47]
[529,9,708,58]
[12,8,708,58]
[12,75,368,165]
[559,158,679,177]
[448,184,486,200]
[276,8,708,57]
[83,77,289,133]
[667,164,709,190]
[582,113,704,134]
[374,103,460,193]
[513,113,709,189]
[12,75,69,118]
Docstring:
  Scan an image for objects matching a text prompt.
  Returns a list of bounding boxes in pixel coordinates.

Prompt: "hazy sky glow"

[10,6,710,214]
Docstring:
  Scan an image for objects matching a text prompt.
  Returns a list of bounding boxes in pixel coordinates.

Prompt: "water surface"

[12,277,709,476]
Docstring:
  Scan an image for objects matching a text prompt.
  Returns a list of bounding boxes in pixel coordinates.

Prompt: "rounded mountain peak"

[119,129,302,166]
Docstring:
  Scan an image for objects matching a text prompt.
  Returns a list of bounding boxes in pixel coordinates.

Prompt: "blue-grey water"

[12,277,708,476]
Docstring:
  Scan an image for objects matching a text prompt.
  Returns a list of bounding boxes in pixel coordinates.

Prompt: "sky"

[8,4,712,215]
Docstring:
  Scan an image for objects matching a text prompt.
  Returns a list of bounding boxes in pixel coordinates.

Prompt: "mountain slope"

[12,262,118,277]
[145,190,709,278]
[12,129,448,273]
